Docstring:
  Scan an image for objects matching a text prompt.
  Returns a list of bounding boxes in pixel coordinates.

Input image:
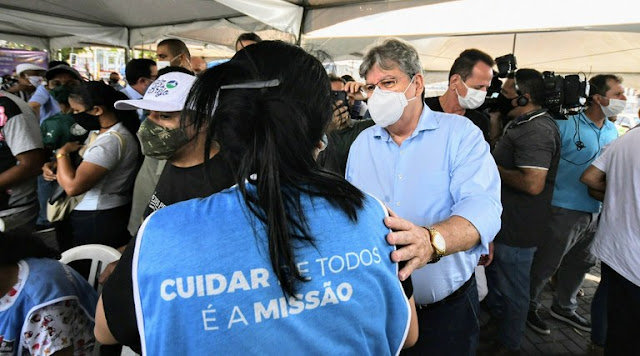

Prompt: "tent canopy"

[1,0,640,84]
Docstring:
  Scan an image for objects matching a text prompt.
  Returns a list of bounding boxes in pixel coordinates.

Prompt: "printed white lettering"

[345,252,360,270]
[205,274,227,296]
[250,268,270,289]
[228,306,248,329]
[360,249,373,266]
[176,277,194,298]
[254,299,280,323]
[288,294,304,315]
[328,255,345,274]
[315,257,328,276]
[196,275,205,297]
[296,261,309,275]
[305,290,320,310]
[202,304,219,331]
[160,279,176,301]
[228,271,251,293]
[337,282,353,301]
[320,282,339,306]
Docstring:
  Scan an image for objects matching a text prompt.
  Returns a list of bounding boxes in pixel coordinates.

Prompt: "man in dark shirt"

[424,49,494,143]
[317,74,374,176]
[482,69,561,354]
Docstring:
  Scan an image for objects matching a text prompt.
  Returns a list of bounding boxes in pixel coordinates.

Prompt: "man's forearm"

[588,187,605,201]
[0,151,44,190]
[433,215,481,256]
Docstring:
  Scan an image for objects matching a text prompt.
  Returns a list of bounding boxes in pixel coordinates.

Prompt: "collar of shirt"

[578,111,615,131]
[372,104,440,142]
[123,85,143,100]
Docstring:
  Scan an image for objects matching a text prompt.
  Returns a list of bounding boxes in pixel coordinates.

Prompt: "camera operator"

[482,69,561,354]
[425,49,494,143]
[317,74,374,176]
[527,74,623,336]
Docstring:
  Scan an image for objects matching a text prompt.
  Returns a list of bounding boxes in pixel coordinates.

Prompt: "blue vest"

[0,258,98,355]
[134,187,410,355]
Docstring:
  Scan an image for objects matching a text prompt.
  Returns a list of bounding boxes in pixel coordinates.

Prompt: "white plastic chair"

[60,245,139,356]
[60,244,121,292]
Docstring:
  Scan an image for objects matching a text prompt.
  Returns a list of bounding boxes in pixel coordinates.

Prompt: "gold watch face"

[431,230,446,254]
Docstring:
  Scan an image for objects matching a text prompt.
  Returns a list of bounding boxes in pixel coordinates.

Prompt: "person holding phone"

[317,74,374,176]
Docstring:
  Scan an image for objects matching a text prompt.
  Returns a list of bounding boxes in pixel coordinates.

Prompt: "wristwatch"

[425,226,446,264]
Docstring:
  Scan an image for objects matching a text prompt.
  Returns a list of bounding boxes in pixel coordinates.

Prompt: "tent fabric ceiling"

[0,0,398,49]
[307,31,640,74]
[1,0,640,80]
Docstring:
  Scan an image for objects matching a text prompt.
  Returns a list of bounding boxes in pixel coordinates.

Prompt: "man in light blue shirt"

[527,74,622,336]
[121,58,157,121]
[346,38,502,356]
[28,64,82,123]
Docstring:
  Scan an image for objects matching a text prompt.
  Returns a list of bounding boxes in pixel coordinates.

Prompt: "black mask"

[73,111,101,131]
[496,93,517,116]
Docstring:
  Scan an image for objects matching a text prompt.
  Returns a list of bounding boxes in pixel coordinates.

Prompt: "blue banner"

[0,48,49,76]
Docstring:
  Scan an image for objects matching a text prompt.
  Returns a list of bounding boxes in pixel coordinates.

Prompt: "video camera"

[541,71,589,119]
[483,54,590,119]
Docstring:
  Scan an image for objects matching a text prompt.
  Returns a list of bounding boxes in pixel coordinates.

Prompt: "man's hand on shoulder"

[384,209,434,281]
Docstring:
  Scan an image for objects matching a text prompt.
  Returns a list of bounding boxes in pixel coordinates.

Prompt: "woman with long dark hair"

[97,41,417,354]
[42,81,140,250]
[0,231,97,355]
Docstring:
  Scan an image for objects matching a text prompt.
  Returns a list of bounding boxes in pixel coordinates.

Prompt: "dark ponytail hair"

[0,232,59,265]
[69,81,140,141]
[186,41,365,297]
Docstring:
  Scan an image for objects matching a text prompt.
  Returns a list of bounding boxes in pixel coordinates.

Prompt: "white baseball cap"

[16,63,46,76]
[114,72,196,112]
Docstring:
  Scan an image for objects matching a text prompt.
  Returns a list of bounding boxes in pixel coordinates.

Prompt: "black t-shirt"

[317,119,375,176]
[142,154,234,220]
[492,110,561,247]
[424,96,491,143]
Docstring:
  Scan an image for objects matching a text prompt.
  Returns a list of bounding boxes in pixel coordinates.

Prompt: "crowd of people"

[0,32,637,356]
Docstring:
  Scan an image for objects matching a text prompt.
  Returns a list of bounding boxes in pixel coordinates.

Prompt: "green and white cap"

[114,72,196,112]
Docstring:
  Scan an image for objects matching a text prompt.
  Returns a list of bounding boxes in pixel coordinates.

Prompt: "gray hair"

[359,38,423,79]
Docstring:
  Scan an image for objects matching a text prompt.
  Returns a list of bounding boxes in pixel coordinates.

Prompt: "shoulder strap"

[107,130,126,161]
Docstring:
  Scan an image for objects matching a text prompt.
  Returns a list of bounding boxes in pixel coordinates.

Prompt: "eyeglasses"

[364,78,398,92]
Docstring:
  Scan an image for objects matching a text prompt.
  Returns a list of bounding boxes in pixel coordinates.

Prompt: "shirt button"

[398,174,403,180]
[396,202,401,207]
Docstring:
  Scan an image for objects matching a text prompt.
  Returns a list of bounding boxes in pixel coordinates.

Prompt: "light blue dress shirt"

[29,84,60,123]
[551,112,618,213]
[346,104,502,304]
[121,85,145,121]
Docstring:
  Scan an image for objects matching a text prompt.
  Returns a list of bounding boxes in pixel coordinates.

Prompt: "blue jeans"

[401,275,479,356]
[485,242,536,350]
[591,263,608,346]
[36,175,56,226]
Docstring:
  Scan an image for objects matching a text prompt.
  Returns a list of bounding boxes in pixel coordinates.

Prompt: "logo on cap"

[166,80,178,89]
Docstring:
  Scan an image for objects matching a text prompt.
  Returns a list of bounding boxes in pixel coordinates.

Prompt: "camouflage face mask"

[136,118,189,160]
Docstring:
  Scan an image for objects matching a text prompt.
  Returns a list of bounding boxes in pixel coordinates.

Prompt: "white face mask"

[456,80,486,110]
[600,98,627,117]
[156,61,171,70]
[27,76,44,87]
[367,76,417,128]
